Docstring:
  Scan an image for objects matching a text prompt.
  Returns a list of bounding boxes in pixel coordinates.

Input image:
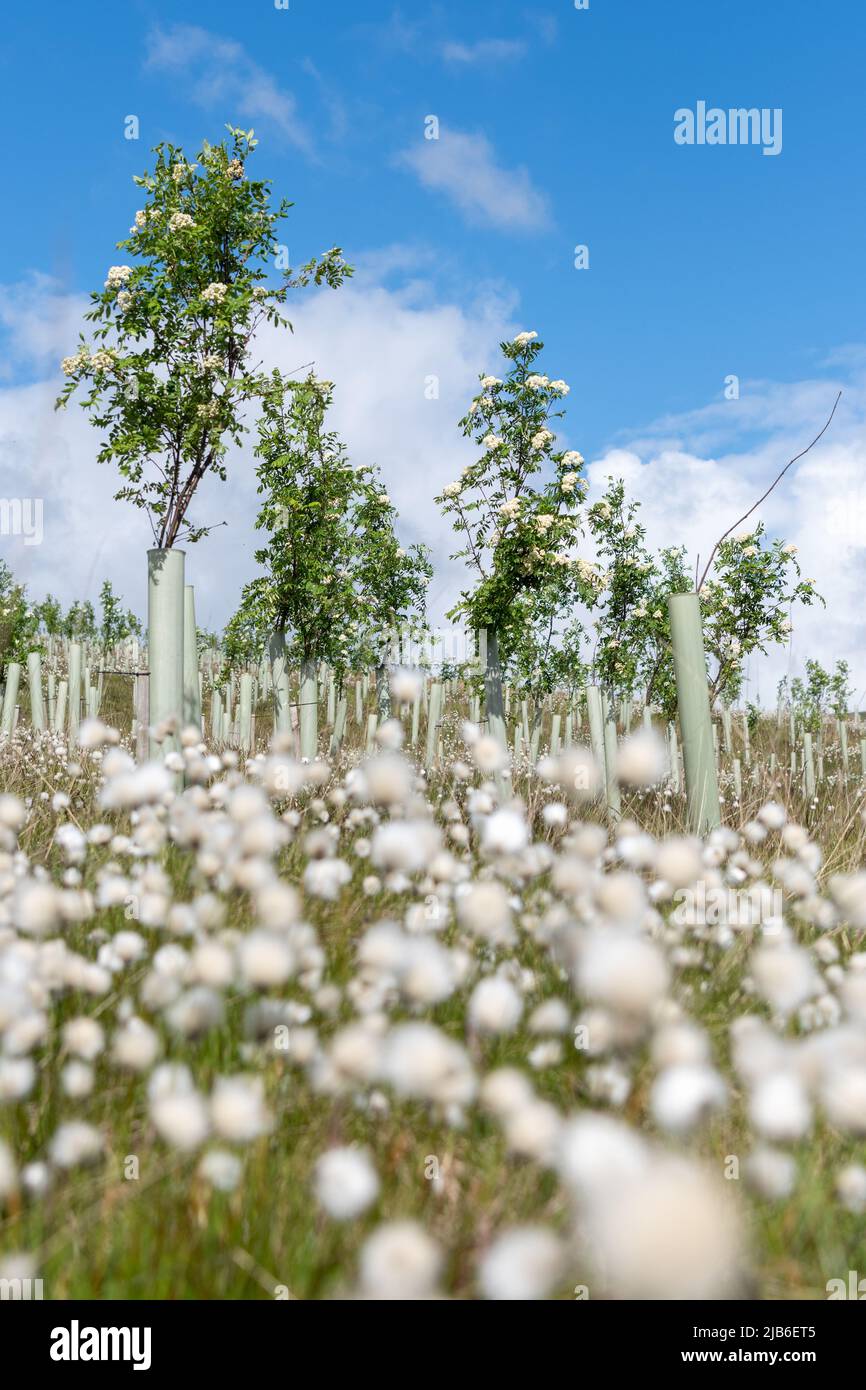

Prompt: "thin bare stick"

[696,391,841,593]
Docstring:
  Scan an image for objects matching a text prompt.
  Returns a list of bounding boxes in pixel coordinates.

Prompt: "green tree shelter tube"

[269,630,291,735]
[183,585,202,730]
[482,628,507,749]
[585,685,606,802]
[299,659,318,760]
[1,663,21,737]
[238,672,253,754]
[667,592,721,833]
[148,549,185,758]
[28,652,45,732]
[67,642,82,744]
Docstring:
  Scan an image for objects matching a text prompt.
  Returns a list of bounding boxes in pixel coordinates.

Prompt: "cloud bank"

[0,269,863,701]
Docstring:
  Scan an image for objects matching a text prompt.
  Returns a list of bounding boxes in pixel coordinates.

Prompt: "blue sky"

[6,0,866,440]
[2,0,866,692]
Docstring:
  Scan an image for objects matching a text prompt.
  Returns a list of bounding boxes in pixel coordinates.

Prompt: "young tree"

[56,125,351,741]
[585,479,684,704]
[696,529,820,709]
[61,600,97,644]
[98,579,142,650]
[56,126,351,548]
[350,482,432,718]
[197,627,221,658]
[0,562,37,670]
[587,477,820,717]
[222,609,264,675]
[505,592,587,704]
[226,373,429,750]
[33,593,64,638]
[436,331,590,738]
[782,658,852,732]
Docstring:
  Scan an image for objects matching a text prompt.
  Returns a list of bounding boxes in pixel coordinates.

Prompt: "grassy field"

[1,687,865,1300]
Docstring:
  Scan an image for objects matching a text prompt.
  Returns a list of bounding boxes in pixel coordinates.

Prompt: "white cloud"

[3,269,865,700]
[0,270,516,639]
[0,275,91,381]
[145,24,314,156]
[397,128,550,232]
[440,39,526,65]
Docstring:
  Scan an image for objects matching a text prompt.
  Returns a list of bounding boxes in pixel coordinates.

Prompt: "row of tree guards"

[2,585,863,835]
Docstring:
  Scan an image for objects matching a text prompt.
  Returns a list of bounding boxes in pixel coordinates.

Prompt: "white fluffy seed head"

[210,1075,272,1143]
[744,1146,796,1200]
[751,945,819,1018]
[556,748,601,801]
[13,881,60,936]
[615,730,667,787]
[748,1071,812,1141]
[503,1099,562,1162]
[586,1157,744,1299]
[577,930,669,1018]
[456,881,515,946]
[528,998,571,1035]
[555,1113,648,1202]
[390,668,423,704]
[472,735,509,774]
[364,754,413,807]
[655,837,704,889]
[650,1063,727,1134]
[0,794,26,830]
[198,1149,242,1192]
[821,1067,866,1136]
[151,1091,210,1151]
[836,1163,866,1212]
[61,1060,94,1098]
[314,1147,380,1220]
[112,1018,160,1072]
[371,822,440,874]
[62,1017,105,1061]
[757,801,786,831]
[479,1068,536,1118]
[238,931,294,988]
[359,1221,442,1300]
[380,1023,475,1106]
[478,1226,563,1301]
[594,871,646,927]
[49,1120,103,1169]
[480,809,529,857]
[651,1022,710,1068]
[468,977,523,1035]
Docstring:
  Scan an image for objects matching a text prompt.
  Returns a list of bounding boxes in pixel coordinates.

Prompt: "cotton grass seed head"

[314,1146,380,1220]
[478,1226,563,1301]
[359,1221,442,1300]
